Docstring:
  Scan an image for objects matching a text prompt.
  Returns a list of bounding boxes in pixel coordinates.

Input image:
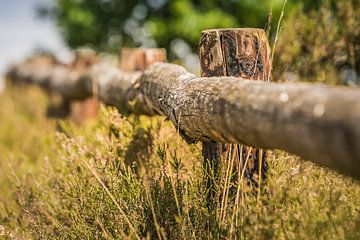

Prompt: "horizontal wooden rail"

[6,58,360,180]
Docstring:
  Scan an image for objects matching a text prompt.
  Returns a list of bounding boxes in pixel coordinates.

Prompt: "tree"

[39,0,285,53]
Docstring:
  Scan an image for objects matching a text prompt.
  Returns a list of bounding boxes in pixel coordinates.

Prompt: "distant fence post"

[120,48,166,71]
[198,28,272,206]
[69,48,100,123]
[118,48,167,115]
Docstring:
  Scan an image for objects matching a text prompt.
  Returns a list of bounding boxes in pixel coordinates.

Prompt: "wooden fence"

[5,28,360,181]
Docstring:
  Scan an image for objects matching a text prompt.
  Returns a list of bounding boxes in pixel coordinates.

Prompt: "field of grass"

[1,85,360,239]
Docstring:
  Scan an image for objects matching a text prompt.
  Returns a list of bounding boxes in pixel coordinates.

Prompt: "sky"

[0,0,71,91]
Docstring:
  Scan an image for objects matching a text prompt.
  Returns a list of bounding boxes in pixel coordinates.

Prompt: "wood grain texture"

[92,63,154,115]
[199,28,271,80]
[6,59,360,180]
[141,63,360,180]
[199,28,271,185]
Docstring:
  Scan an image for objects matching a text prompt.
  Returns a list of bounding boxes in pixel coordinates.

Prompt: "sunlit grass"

[1,85,360,239]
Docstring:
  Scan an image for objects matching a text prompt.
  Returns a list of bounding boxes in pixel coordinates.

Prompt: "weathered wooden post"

[118,48,166,115]
[69,48,100,123]
[198,28,272,204]
[120,48,166,72]
[119,48,166,169]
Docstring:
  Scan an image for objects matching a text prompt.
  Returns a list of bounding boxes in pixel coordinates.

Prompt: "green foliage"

[42,0,360,84]
[1,86,360,239]
[273,0,360,84]
[1,2,360,238]
[0,85,57,203]
[42,0,285,52]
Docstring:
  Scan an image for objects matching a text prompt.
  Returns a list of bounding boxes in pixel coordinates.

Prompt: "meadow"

[1,84,360,239]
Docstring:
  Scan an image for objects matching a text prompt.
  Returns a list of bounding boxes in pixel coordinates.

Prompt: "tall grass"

[270,0,288,64]
[272,0,360,84]
[1,85,360,239]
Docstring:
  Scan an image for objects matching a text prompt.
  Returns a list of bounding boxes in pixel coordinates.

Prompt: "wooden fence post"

[118,48,166,115]
[198,28,272,205]
[69,48,100,123]
[120,48,166,71]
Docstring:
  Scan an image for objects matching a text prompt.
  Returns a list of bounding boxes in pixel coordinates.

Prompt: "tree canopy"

[39,0,359,84]
[40,0,286,53]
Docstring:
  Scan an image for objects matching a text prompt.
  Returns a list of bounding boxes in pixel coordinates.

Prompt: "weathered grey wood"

[110,47,166,115]
[7,56,56,88]
[6,58,360,180]
[6,56,93,100]
[50,66,92,100]
[141,63,360,180]
[92,63,154,115]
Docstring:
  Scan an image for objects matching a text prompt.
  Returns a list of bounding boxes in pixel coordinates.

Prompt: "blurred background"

[1,2,360,238]
[1,0,359,88]
[0,0,70,92]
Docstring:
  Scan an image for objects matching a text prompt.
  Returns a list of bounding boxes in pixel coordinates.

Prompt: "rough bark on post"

[7,58,360,180]
[198,28,272,202]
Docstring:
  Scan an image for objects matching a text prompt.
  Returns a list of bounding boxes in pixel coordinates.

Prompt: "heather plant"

[1,86,360,239]
[273,0,360,85]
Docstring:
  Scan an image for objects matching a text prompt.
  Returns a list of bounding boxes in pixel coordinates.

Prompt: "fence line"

[6,55,360,180]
